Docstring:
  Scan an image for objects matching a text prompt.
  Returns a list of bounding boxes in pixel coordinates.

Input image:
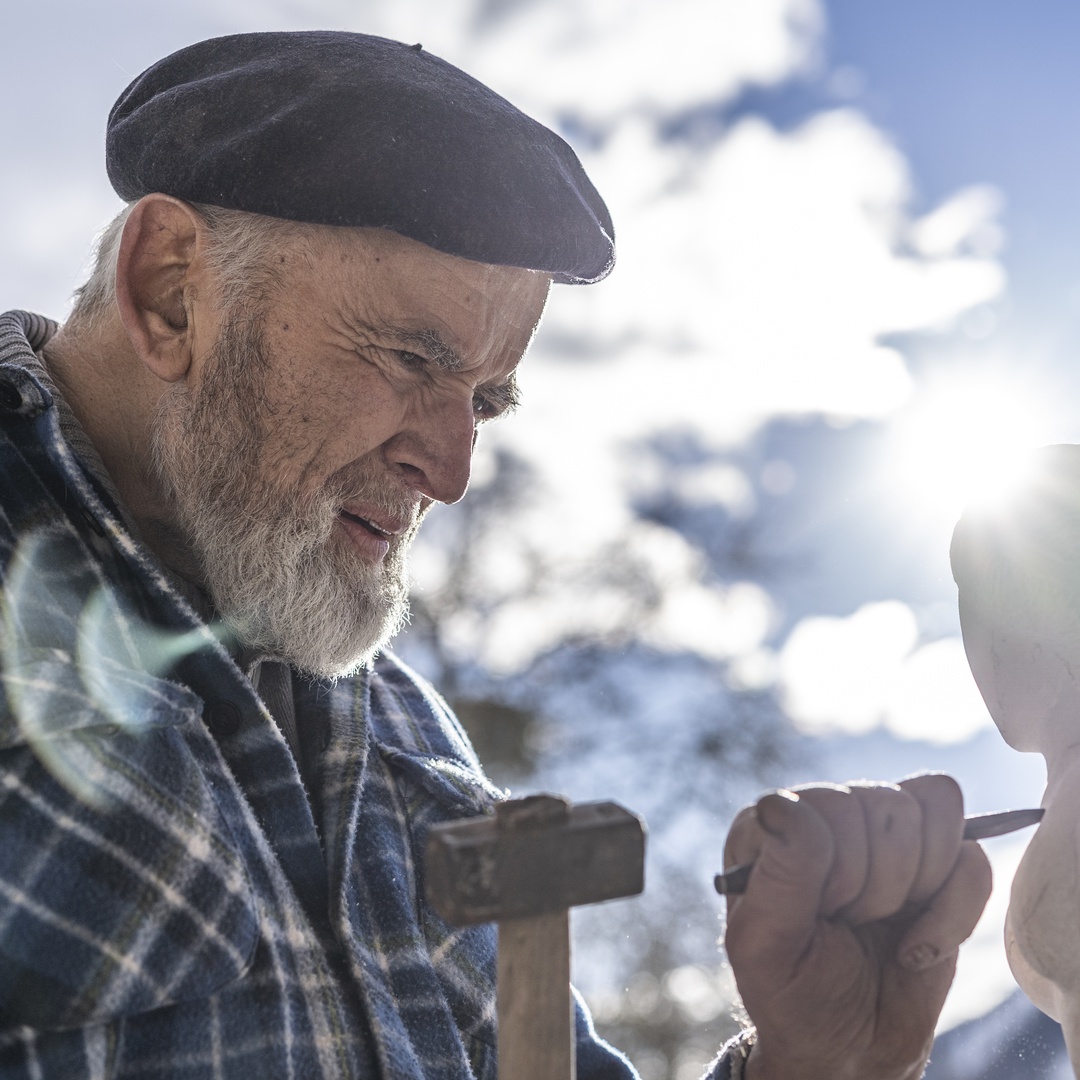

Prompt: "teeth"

[342,509,393,536]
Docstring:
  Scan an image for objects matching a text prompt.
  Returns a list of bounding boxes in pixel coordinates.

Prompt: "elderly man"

[0,30,990,1080]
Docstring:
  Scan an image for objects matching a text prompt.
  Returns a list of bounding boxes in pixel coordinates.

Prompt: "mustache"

[318,464,424,524]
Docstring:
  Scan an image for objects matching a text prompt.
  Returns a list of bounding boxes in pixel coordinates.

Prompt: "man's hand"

[723,775,992,1080]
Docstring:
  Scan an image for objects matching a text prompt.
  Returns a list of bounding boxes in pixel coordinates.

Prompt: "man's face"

[152,226,550,676]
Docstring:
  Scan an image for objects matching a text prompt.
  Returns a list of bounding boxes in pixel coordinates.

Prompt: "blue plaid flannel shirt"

[0,310,743,1079]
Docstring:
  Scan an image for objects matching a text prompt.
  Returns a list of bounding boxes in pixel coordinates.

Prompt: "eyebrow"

[359,318,465,371]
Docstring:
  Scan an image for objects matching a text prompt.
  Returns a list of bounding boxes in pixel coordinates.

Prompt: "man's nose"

[384,396,476,505]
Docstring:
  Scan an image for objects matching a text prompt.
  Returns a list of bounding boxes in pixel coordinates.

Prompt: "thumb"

[726,791,835,965]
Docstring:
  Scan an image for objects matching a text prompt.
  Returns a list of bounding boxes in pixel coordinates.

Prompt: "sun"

[889,370,1058,526]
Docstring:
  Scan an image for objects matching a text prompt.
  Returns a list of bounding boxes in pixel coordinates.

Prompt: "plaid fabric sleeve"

[0,455,260,1039]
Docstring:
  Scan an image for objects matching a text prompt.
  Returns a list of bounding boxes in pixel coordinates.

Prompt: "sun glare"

[890,372,1055,525]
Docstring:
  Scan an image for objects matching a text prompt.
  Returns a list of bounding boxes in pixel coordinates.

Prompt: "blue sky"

[829,0,1080,379]
[829,0,1080,210]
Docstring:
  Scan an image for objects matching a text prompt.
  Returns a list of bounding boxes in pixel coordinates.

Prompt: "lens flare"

[890,372,1055,524]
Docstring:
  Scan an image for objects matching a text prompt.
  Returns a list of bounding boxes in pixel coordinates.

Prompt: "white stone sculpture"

[952,444,1080,1075]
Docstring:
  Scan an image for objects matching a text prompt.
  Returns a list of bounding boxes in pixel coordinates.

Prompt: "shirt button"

[207,700,243,737]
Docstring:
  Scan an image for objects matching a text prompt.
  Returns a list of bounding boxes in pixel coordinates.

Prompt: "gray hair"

[70,200,303,327]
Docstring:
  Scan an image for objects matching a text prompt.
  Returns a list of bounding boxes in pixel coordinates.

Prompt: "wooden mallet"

[426,794,646,1080]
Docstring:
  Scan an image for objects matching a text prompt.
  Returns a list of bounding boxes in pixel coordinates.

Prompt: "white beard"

[150,312,418,677]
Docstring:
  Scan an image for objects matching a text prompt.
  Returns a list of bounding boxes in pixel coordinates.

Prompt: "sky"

[3,0,1078,1042]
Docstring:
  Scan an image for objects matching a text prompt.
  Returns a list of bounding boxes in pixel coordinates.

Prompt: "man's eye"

[472,381,520,421]
[473,390,517,421]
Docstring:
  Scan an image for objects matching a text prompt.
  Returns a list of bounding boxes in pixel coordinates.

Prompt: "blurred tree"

[397,438,796,1077]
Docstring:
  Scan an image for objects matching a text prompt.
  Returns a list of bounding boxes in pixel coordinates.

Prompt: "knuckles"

[899,772,964,821]
[723,775,970,924]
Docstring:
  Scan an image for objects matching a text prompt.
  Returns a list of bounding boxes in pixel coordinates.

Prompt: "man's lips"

[341,509,392,537]
[339,504,411,537]
[337,505,413,562]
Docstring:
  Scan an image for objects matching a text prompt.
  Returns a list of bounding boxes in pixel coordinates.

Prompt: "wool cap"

[106,31,614,284]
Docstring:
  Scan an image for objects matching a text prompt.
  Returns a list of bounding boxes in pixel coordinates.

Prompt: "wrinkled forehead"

[279,224,552,368]
[344,224,549,285]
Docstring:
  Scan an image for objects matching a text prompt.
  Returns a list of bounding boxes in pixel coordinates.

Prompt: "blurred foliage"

[447,696,539,776]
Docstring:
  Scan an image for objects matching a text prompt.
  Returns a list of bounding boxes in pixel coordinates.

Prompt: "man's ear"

[115,194,207,383]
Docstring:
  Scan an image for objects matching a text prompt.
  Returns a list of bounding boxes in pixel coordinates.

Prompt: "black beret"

[106,31,614,284]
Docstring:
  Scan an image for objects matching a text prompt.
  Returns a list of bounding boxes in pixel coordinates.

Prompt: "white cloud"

[416,508,773,675]
[453,0,823,122]
[3,184,117,269]
[778,601,994,743]
[647,580,773,661]
[886,636,997,744]
[909,184,1005,260]
[939,835,1028,1032]
[200,0,823,122]
[0,182,122,319]
[539,108,1004,410]
[779,601,918,734]
[662,461,756,517]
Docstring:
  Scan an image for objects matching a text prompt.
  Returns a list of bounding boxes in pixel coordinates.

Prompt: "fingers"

[840,783,923,924]
[722,801,767,872]
[898,773,966,903]
[789,782,924,924]
[723,790,834,959]
[897,839,992,971]
[791,785,869,916]
[725,775,971,929]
